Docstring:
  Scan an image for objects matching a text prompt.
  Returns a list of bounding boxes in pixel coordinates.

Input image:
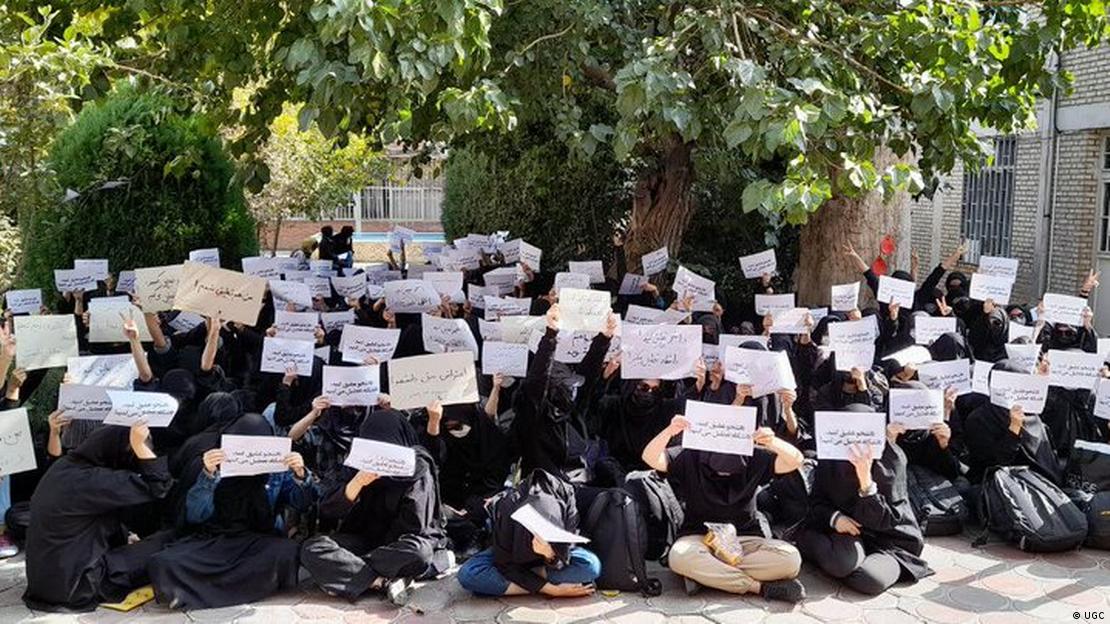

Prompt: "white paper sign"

[501,316,547,344]
[978,256,1019,280]
[554,272,591,294]
[67,354,139,388]
[482,341,529,377]
[625,304,665,325]
[1008,322,1035,343]
[261,337,316,377]
[320,310,354,334]
[559,288,611,333]
[104,390,179,427]
[727,347,797,397]
[484,296,531,319]
[1093,378,1110,419]
[269,279,313,310]
[384,280,441,314]
[57,384,113,420]
[828,318,877,372]
[15,315,78,370]
[815,411,886,460]
[917,359,971,396]
[241,256,284,279]
[422,314,479,358]
[769,308,810,334]
[739,249,777,279]
[568,261,605,284]
[188,248,220,267]
[683,401,756,456]
[174,262,267,325]
[322,365,380,406]
[5,289,42,315]
[0,408,35,477]
[344,437,417,477]
[75,258,109,280]
[641,247,669,276]
[304,277,332,299]
[220,434,292,477]
[330,274,368,299]
[620,325,702,380]
[831,282,860,312]
[422,271,464,298]
[673,266,715,304]
[134,265,183,313]
[914,316,956,346]
[619,273,648,296]
[1004,343,1040,374]
[972,360,993,395]
[876,275,916,309]
[87,297,150,343]
[1042,293,1087,326]
[168,311,205,334]
[754,293,795,316]
[969,273,1013,305]
[116,271,136,295]
[273,310,319,342]
[989,371,1049,413]
[888,388,945,430]
[1046,349,1102,390]
[54,268,97,293]
[388,351,479,409]
[510,503,590,544]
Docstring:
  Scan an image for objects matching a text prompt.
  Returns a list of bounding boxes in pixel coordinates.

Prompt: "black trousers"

[300,533,440,600]
[797,529,902,595]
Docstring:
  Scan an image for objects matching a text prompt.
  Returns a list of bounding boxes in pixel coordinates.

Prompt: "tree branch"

[502,24,575,73]
[738,8,912,96]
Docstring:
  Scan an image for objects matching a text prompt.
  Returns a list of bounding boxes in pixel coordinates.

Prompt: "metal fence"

[287,182,444,227]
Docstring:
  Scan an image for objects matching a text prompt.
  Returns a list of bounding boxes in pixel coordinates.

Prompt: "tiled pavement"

[1,536,1107,623]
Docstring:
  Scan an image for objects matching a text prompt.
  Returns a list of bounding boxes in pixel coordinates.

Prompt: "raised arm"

[642,415,688,472]
[123,313,154,383]
[200,316,221,373]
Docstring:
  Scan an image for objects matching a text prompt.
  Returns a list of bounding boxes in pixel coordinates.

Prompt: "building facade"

[909,44,1110,332]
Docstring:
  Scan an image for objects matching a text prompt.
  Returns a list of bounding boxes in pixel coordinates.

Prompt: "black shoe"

[683,577,701,596]
[760,579,806,603]
[385,578,413,607]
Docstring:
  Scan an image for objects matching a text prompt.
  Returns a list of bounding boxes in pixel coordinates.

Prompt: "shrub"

[21,86,257,293]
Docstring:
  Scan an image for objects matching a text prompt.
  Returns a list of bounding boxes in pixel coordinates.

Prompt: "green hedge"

[21,86,257,293]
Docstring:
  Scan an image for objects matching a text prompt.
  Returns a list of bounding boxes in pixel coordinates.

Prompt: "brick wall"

[1047,132,1103,294]
[1060,44,1110,107]
[1010,134,1045,303]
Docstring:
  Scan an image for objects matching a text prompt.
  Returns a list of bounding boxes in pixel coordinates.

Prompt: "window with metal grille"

[1100,137,1110,253]
[961,136,1016,261]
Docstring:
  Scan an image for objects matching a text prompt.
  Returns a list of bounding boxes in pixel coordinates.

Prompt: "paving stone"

[833,587,899,610]
[497,605,562,624]
[762,614,822,624]
[606,610,668,624]
[1040,551,1102,571]
[186,605,251,622]
[975,571,1043,598]
[703,599,769,624]
[293,603,361,620]
[1011,561,1076,582]
[449,598,505,621]
[76,609,141,624]
[1045,585,1108,608]
[341,609,396,624]
[979,613,1052,624]
[799,596,863,621]
[233,604,303,624]
[394,611,453,624]
[548,596,626,621]
[860,609,923,624]
[929,565,978,584]
[19,613,82,624]
[645,592,707,615]
[914,601,980,624]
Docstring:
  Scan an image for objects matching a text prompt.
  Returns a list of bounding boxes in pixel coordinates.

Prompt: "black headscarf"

[697,313,723,345]
[928,332,971,362]
[169,392,244,477]
[945,271,968,304]
[202,413,277,535]
[68,426,136,471]
[359,408,420,448]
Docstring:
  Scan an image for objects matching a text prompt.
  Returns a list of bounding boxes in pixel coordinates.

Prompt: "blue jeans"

[457,547,601,596]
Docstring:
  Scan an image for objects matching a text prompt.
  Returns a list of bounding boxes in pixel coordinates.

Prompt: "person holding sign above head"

[300,410,451,607]
[23,423,173,612]
[147,413,316,609]
[640,413,807,602]
[456,469,600,598]
[798,405,933,596]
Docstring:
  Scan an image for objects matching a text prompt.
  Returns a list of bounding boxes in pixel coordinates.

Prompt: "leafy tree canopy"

[23,0,1108,224]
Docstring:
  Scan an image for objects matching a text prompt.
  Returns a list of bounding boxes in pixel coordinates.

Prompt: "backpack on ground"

[974,466,1088,552]
[1070,490,1110,550]
[621,470,683,561]
[580,488,662,596]
[906,464,967,537]
[1066,440,1110,494]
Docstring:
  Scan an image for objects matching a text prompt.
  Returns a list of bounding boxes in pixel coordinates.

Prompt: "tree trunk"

[270,216,283,257]
[622,136,696,276]
[795,148,913,306]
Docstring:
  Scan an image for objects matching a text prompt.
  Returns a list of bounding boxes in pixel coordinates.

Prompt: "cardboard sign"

[888,388,945,430]
[739,249,776,279]
[682,401,756,456]
[261,337,316,377]
[174,262,266,325]
[815,411,886,461]
[344,437,417,477]
[388,351,479,409]
[322,365,380,406]
[220,434,292,477]
[15,315,78,370]
[134,265,183,313]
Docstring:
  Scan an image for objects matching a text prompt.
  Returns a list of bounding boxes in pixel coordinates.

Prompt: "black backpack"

[621,470,684,561]
[974,466,1088,552]
[1066,441,1110,494]
[580,488,662,596]
[1076,490,1110,550]
[906,464,967,537]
